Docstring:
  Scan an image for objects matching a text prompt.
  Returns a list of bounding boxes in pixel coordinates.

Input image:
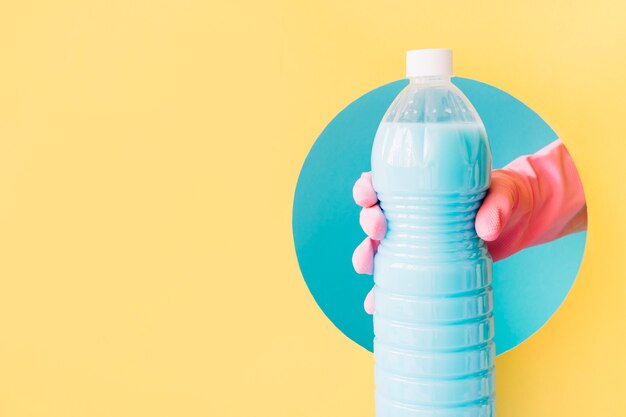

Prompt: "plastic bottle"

[372,49,495,417]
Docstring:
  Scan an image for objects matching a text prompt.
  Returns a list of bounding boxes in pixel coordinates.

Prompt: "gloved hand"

[353,139,587,314]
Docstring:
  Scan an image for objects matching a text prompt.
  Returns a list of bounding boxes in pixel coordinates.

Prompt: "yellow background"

[0,1,624,416]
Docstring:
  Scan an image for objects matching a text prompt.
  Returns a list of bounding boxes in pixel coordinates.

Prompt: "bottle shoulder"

[383,82,483,125]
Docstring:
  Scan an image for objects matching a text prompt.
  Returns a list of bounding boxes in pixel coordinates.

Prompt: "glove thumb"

[475,171,522,242]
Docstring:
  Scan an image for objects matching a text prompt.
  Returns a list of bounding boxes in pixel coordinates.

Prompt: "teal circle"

[292,78,586,354]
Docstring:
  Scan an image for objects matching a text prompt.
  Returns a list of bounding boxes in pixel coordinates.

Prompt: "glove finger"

[364,288,375,314]
[352,237,380,275]
[353,172,378,208]
[360,204,387,240]
[475,171,519,242]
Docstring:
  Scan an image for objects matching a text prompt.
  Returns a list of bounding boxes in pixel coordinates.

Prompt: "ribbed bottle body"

[371,86,493,417]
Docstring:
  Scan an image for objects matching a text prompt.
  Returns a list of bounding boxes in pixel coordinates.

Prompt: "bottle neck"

[408,75,452,85]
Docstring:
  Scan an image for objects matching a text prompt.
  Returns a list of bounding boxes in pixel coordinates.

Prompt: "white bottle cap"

[406,48,453,78]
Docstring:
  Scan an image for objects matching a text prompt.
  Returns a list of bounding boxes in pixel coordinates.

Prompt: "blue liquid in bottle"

[372,50,494,417]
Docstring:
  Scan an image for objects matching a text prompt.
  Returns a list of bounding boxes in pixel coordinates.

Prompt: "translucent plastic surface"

[372,77,494,416]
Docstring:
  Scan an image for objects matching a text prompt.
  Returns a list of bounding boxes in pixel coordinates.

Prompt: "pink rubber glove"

[353,139,587,314]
